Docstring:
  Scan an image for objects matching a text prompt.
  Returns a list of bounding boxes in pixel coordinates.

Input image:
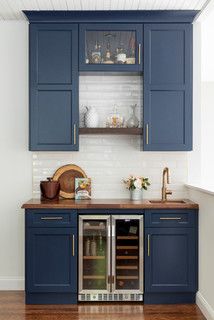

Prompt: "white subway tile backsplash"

[32,74,188,199]
[32,137,188,199]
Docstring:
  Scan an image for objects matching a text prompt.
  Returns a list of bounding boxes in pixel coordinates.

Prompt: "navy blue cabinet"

[144,209,198,304]
[26,12,194,152]
[143,24,192,151]
[25,210,77,304]
[29,24,79,151]
[79,24,143,72]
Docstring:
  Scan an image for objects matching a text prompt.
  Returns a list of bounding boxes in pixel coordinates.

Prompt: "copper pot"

[40,177,60,200]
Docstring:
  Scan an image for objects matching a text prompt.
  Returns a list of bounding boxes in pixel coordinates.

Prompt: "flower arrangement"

[123,175,150,191]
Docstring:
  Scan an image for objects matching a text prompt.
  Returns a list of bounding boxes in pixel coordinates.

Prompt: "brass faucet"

[162,167,172,201]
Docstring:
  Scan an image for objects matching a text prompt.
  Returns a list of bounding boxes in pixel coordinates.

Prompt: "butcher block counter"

[22,198,198,210]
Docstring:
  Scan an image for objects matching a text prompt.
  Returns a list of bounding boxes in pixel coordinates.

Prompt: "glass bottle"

[116,43,127,64]
[84,237,91,256]
[91,235,97,256]
[91,41,101,64]
[126,104,139,128]
[97,232,105,256]
[104,41,114,64]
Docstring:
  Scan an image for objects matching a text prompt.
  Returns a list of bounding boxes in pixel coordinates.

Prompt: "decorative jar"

[85,106,99,128]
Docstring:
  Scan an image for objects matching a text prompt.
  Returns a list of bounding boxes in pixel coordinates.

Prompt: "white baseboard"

[197,292,214,320]
[0,277,24,290]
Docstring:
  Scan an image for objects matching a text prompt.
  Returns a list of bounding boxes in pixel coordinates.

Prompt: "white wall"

[199,8,214,186]
[201,82,214,186]
[201,8,214,82]
[187,10,214,319]
[188,188,214,320]
[188,22,202,184]
[0,21,31,289]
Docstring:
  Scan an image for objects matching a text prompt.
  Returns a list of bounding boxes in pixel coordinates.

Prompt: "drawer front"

[26,209,77,227]
[145,209,197,228]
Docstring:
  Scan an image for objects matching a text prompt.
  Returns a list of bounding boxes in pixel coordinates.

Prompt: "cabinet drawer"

[26,209,77,227]
[145,209,197,228]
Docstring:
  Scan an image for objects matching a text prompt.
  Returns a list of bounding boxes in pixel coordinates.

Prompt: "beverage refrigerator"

[78,215,144,302]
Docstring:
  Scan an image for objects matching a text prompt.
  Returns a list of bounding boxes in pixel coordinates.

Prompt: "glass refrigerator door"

[112,215,144,293]
[79,215,111,293]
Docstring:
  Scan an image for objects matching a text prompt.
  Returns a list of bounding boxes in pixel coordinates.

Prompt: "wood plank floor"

[0,292,206,320]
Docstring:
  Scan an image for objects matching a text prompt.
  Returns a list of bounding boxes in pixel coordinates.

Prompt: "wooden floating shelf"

[117,236,139,240]
[79,128,143,135]
[83,256,105,260]
[83,275,105,280]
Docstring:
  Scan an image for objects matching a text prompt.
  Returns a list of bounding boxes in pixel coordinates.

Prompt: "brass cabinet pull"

[73,124,76,145]
[41,216,63,220]
[159,217,182,220]
[147,234,150,257]
[72,234,75,256]
[138,44,141,64]
[146,124,149,145]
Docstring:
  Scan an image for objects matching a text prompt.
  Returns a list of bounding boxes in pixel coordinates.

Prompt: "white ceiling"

[0,0,210,21]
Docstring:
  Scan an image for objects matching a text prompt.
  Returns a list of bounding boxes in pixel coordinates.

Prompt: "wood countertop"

[22,198,198,210]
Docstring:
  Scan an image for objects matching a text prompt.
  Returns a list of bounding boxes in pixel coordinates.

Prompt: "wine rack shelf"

[117,276,139,280]
[117,236,138,240]
[116,256,138,259]
[83,256,105,260]
[83,275,106,280]
[116,266,138,270]
[116,246,138,249]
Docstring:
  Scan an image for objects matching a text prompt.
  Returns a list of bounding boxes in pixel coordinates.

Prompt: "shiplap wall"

[32,73,188,199]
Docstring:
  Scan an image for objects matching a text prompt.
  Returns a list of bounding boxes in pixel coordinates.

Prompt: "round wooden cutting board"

[52,164,87,199]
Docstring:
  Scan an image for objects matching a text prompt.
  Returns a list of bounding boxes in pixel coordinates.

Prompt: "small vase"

[85,106,99,128]
[126,104,139,128]
[130,189,142,201]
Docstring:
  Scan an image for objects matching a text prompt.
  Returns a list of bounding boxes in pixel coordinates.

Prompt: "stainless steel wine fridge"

[78,215,144,302]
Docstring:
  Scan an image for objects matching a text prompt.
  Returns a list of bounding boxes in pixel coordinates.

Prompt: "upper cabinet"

[29,24,79,151]
[79,24,143,72]
[143,24,193,151]
[25,11,196,152]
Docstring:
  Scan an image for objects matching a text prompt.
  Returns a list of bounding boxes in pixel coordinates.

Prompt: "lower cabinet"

[25,211,77,304]
[25,208,198,305]
[144,210,198,304]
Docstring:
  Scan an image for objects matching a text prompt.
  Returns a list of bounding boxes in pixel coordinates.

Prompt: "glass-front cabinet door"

[79,24,143,71]
[112,215,144,293]
[79,215,111,293]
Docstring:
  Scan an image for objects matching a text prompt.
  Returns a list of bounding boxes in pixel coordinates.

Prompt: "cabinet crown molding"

[23,10,199,24]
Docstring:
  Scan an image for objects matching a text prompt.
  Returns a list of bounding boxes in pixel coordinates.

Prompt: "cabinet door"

[143,24,192,151]
[26,227,77,293]
[30,24,78,151]
[79,24,143,71]
[145,228,197,292]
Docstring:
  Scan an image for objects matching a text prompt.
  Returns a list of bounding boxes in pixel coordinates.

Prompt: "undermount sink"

[149,200,186,204]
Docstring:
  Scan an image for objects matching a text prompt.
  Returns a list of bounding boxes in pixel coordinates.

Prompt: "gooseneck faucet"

[162,167,172,201]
